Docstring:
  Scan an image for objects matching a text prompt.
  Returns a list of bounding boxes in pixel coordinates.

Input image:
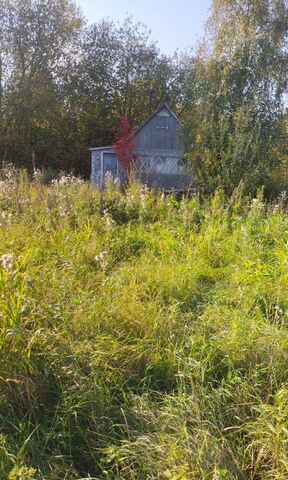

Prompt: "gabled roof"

[133,103,181,137]
[89,103,181,151]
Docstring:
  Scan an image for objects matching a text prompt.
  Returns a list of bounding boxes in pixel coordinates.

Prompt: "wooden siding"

[134,105,181,153]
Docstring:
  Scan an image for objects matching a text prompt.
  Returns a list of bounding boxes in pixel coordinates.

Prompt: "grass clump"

[0,167,288,479]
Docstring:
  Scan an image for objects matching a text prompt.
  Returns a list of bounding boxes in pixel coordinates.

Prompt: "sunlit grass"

[0,166,287,479]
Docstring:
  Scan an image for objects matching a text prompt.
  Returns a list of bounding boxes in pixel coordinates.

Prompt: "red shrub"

[113,116,136,171]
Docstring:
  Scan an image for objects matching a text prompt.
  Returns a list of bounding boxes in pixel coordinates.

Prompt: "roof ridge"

[133,102,181,136]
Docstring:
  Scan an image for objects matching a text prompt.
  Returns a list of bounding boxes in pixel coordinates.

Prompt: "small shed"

[90,103,193,190]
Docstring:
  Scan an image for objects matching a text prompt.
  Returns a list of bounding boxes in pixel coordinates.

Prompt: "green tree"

[0,4,191,177]
[183,0,288,195]
[0,0,83,171]
[65,17,189,151]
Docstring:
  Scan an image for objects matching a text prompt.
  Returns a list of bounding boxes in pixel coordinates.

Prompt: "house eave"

[89,146,113,152]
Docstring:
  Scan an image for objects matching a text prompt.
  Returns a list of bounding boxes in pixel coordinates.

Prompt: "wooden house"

[90,103,193,190]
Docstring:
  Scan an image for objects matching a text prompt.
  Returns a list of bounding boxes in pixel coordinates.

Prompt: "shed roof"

[89,103,181,152]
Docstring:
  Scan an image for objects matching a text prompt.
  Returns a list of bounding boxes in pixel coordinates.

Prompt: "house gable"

[134,104,182,154]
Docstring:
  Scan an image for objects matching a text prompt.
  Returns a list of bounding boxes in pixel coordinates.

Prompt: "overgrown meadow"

[0,166,288,480]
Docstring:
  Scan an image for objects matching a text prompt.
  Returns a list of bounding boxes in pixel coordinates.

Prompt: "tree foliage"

[183,0,288,195]
[0,0,84,170]
[64,17,188,166]
[0,4,188,176]
[0,0,286,192]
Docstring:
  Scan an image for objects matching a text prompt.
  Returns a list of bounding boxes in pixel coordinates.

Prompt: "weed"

[0,169,287,478]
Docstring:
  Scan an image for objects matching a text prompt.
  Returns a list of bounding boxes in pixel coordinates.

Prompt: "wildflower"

[1,211,12,220]
[104,171,114,187]
[114,177,121,188]
[33,169,43,182]
[271,191,287,214]
[59,204,69,218]
[251,198,264,209]
[103,210,115,229]
[59,176,70,186]
[274,305,283,315]
[0,180,13,197]
[52,173,84,187]
[1,163,17,182]
[140,186,149,208]
[1,253,14,272]
[19,198,30,207]
[95,251,108,262]
[126,192,136,208]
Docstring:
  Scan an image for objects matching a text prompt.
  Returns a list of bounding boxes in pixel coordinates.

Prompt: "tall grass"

[0,166,287,479]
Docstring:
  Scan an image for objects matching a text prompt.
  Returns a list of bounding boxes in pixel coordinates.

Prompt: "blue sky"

[76,0,212,54]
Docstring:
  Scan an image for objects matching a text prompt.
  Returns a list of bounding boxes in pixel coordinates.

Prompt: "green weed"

[0,170,287,478]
